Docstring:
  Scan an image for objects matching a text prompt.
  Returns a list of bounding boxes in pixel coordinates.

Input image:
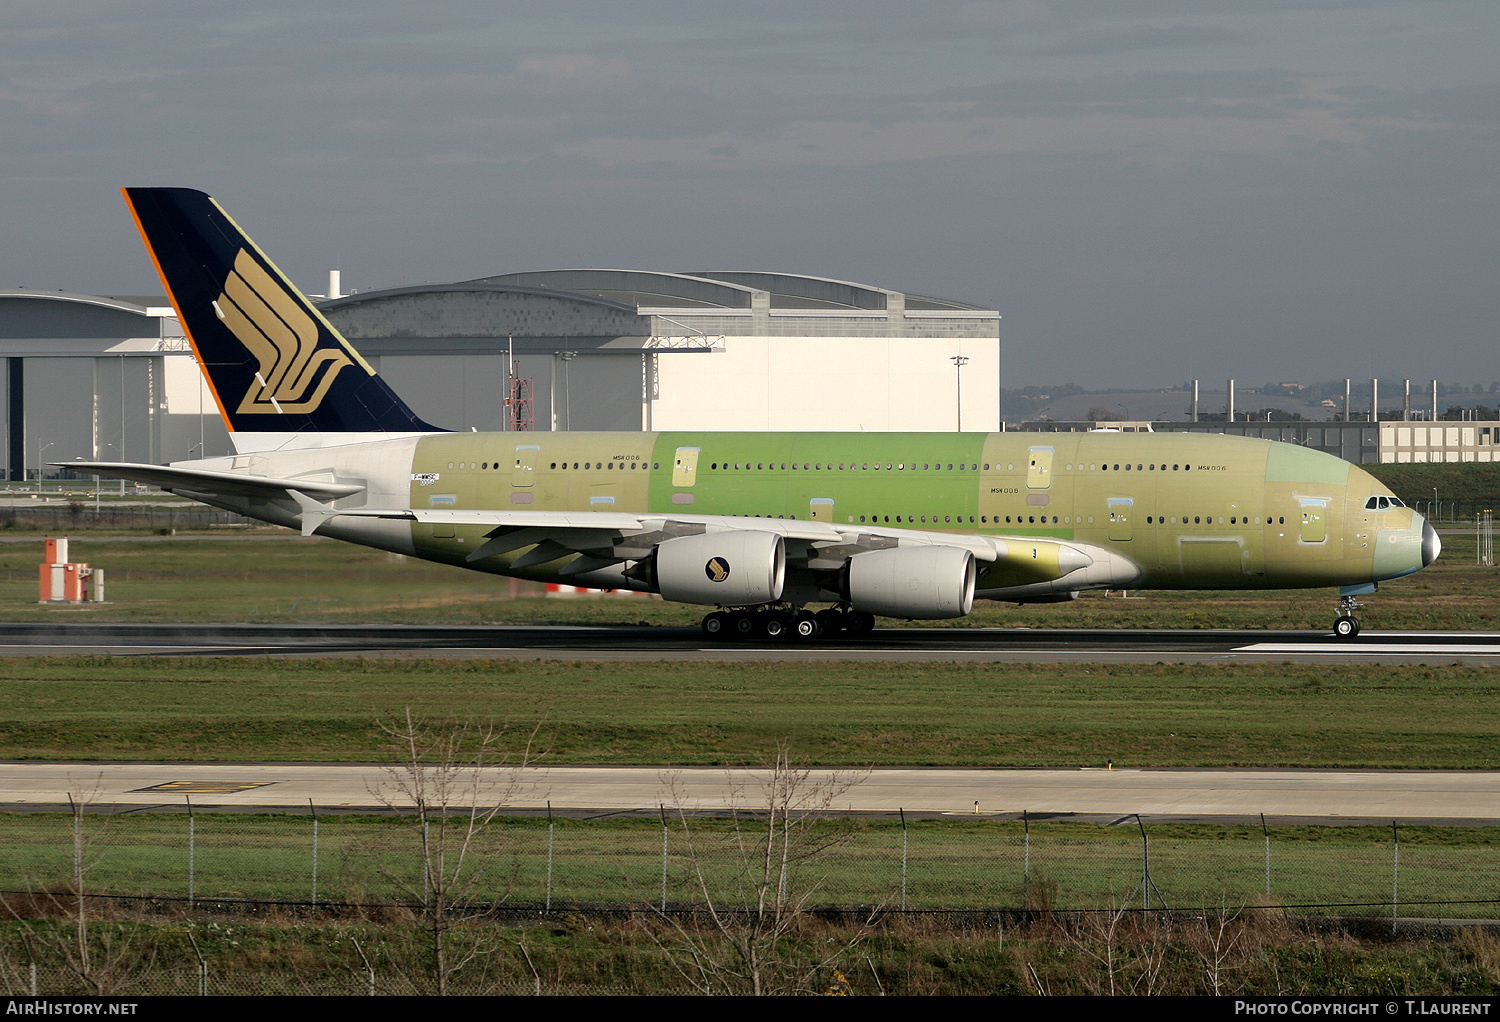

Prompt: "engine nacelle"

[654,530,786,606]
[847,545,976,619]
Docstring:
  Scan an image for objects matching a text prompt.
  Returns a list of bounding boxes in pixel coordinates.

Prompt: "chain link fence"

[2,809,1497,995]
[0,506,253,532]
[2,809,1496,920]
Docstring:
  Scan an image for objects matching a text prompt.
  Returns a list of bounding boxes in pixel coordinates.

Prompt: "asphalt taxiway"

[0,622,1497,664]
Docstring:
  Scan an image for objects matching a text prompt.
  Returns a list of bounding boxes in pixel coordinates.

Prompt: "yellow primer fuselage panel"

[404,430,1417,592]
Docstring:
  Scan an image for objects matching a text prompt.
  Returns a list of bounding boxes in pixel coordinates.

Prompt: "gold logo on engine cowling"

[705,557,730,582]
[215,250,352,414]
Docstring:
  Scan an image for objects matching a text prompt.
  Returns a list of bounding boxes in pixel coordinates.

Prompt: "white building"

[1380,423,1499,463]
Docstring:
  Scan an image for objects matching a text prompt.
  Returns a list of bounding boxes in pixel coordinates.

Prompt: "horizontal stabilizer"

[55,461,364,501]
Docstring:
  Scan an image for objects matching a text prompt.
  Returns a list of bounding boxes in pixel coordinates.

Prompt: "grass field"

[0,655,1497,767]
[1,812,1493,918]
[0,529,1492,768]
[0,528,1494,630]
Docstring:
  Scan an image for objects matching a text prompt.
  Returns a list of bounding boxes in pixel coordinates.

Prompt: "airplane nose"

[1421,517,1441,567]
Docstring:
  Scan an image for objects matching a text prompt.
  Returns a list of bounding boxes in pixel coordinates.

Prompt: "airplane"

[61,187,1440,642]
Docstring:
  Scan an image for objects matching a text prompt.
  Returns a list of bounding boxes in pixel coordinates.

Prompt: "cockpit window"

[1389,496,1404,507]
[1365,497,1379,509]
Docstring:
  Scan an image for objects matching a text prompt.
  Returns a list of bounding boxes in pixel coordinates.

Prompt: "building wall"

[1017,419,1500,467]
[652,334,1000,433]
[1381,423,1499,463]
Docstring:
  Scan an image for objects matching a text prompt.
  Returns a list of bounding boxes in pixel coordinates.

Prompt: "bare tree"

[2,779,153,995]
[368,709,541,995]
[650,747,872,995]
[1191,904,1244,995]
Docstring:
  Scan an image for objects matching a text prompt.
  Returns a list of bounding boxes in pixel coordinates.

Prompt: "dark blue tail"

[123,187,442,435]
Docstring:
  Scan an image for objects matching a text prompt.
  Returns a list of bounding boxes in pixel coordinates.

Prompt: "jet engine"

[653,530,786,606]
[846,545,976,619]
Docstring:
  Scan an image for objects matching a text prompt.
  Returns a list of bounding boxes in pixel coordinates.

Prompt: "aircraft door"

[1027,447,1054,489]
[1108,497,1134,542]
[809,497,834,522]
[1300,499,1328,544]
[672,447,700,487]
[511,446,540,487]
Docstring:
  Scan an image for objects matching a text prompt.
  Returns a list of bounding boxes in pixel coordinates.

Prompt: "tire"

[815,609,845,636]
[701,612,728,639]
[1333,616,1359,639]
[732,612,755,638]
[762,614,789,641]
[792,612,820,641]
[845,611,876,637]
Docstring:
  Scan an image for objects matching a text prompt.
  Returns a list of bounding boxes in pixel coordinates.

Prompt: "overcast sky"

[2,1,1496,389]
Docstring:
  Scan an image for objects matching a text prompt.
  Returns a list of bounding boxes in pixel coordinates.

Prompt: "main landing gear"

[700,605,876,643]
[1333,593,1363,640]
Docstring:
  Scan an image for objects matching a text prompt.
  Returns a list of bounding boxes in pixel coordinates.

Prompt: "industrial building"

[1017,379,1499,465]
[2,272,1000,481]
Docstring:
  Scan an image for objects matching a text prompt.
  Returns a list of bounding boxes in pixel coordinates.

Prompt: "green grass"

[0,656,1498,767]
[2,812,1495,919]
[1367,462,1500,513]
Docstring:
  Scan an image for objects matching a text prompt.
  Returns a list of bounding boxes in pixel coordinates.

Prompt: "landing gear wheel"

[844,611,876,638]
[731,611,756,639]
[1333,592,1366,640]
[701,612,729,640]
[792,610,821,641]
[761,612,790,641]
[815,608,846,637]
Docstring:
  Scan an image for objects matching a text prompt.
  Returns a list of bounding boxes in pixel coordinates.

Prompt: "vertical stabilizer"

[122,187,442,439]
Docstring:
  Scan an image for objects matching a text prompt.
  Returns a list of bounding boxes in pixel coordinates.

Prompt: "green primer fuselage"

[404,429,1422,593]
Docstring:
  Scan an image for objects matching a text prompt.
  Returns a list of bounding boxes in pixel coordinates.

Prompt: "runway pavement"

[2,762,1496,825]
[0,622,1498,664]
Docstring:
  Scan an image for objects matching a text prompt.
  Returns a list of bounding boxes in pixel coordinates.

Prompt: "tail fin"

[122,187,442,440]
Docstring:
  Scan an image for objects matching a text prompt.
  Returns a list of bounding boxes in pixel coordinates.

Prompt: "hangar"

[3,271,1001,480]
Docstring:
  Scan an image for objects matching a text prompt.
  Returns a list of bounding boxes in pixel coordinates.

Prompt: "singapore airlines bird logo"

[213,250,352,414]
[705,557,731,583]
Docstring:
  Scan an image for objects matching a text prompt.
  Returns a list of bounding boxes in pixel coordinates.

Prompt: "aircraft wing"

[299,503,1005,559]
[288,501,1130,594]
[55,461,365,502]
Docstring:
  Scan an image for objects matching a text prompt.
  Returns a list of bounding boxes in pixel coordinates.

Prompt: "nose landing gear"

[1333,593,1363,639]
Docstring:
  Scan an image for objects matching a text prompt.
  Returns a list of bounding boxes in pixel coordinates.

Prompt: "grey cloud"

[1044,22,1248,56]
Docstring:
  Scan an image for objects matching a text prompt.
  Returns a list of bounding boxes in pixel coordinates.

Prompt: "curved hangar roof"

[0,289,175,339]
[472,269,985,312]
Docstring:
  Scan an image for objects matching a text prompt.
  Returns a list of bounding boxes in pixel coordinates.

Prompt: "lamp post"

[36,442,53,494]
[1433,487,1439,523]
[558,352,577,431]
[950,355,969,431]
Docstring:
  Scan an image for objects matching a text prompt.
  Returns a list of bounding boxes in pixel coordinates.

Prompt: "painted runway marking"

[132,780,274,794]
[1236,643,1500,655]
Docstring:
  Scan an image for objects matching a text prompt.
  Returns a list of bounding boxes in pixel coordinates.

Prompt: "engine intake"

[654,531,786,606]
[847,545,976,619]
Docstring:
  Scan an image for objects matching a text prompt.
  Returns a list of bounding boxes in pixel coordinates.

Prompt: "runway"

[0,622,1498,664]
[3,762,1496,825]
